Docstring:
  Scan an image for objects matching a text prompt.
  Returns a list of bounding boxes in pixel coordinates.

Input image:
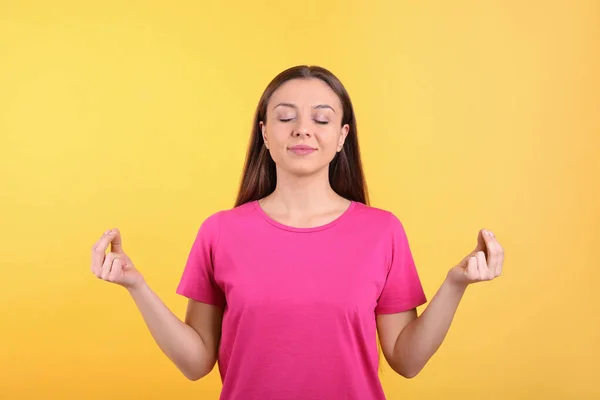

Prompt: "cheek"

[316,131,341,151]
[266,128,287,147]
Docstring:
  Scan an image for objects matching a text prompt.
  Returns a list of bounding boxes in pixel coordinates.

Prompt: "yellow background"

[1,1,598,399]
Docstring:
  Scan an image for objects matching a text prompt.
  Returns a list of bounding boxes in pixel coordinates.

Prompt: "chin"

[280,162,328,177]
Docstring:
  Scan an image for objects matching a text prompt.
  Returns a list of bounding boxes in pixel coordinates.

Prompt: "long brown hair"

[234,65,369,207]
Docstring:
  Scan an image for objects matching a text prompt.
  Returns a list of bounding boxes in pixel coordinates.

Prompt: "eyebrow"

[273,102,336,113]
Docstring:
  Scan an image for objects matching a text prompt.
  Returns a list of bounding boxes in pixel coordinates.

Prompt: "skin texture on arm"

[92,228,224,380]
[376,280,466,378]
[376,309,419,377]
[377,228,504,378]
[127,283,224,380]
[180,298,224,378]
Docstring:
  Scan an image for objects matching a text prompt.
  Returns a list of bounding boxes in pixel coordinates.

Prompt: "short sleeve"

[176,212,226,308]
[375,213,427,314]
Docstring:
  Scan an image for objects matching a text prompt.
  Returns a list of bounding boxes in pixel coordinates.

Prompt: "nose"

[292,119,312,138]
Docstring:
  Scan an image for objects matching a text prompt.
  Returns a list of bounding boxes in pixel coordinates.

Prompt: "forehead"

[268,78,341,110]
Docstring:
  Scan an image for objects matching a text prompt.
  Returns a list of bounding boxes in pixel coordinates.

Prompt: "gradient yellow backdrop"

[1,1,598,399]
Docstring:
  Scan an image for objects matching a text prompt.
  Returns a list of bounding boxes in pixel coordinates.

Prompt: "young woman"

[90,65,504,400]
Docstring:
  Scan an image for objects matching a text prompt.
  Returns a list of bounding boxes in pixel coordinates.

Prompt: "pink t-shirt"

[176,200,427,400]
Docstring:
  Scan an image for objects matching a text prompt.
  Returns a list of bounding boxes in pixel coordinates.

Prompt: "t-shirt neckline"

[252,200,356,233]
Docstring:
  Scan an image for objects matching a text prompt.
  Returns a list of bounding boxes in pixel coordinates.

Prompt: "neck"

[264,167,343,214]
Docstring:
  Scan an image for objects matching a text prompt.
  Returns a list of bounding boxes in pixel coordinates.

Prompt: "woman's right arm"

[91,228,223,380]
[127,282,224,380]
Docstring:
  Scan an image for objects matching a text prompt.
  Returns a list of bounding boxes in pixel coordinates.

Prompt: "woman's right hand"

[91,228,144,289]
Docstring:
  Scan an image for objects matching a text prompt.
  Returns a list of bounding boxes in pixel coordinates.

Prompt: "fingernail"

[104,229,111,235]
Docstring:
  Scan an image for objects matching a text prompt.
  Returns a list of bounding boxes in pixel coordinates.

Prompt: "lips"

[288,145,316,155]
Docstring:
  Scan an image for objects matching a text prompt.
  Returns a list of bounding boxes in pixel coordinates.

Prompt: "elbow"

[392,362,423,379]
[180,362,213,381]
[182,368,209,381]
[400,369,420,379]
[183,371,203,381]
[389,350,427,379]
[176,349,216,381]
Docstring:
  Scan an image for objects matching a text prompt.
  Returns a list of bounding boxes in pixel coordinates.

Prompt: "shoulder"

[351,202,406,232]
[190,202,257,248]
[197,201,258,232]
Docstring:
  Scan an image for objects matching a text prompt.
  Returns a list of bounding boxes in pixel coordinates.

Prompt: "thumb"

[474,229,487,253]
[459,230,486,266]
[109,228,124,253]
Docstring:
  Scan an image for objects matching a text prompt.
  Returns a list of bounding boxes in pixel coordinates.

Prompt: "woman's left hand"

[447,229,504,287]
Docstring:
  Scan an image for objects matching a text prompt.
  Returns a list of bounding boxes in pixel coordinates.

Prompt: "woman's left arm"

[377,228,505,378]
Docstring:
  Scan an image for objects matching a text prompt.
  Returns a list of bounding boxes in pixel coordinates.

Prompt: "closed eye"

[279,118,329,125]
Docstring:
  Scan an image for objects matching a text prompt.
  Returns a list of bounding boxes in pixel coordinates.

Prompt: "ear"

[259,121,265,139]
[259,121,268,148]
[337,124,350,152]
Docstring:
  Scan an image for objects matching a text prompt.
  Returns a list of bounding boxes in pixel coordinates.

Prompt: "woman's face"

[260,78,349,177]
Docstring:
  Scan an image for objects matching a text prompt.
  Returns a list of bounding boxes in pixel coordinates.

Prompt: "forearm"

[392,275,467,378]
[127,281,212,380]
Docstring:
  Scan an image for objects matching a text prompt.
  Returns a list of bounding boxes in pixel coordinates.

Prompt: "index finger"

[482,230,500,270]
[91,229,116,270]
[110,228,123,253]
